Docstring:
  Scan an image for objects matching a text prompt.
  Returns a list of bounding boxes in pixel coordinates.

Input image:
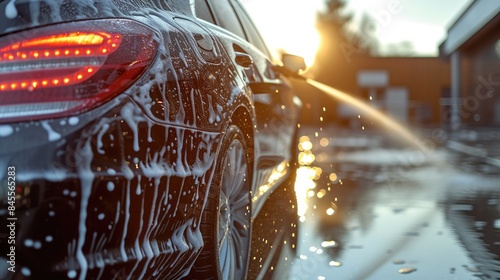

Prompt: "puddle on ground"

[287,127,500,280]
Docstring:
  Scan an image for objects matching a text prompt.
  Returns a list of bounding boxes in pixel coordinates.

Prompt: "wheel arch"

[190,107,255,279]
[229,105,255,169]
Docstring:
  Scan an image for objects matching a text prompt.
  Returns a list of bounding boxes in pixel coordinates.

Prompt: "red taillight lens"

[0,19,159,123]
[0,32,122,91]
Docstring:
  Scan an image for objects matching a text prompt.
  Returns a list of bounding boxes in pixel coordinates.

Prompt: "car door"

[230,0,301,209]
[197,0,301,213]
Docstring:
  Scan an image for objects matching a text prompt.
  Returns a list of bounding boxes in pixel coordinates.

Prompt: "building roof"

[441,0,500,55]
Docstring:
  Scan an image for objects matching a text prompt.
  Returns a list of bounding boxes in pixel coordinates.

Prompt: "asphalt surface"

[270,125,500,280]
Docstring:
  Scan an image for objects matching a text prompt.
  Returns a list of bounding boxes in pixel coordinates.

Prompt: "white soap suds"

[9,4,241,278]
[75,140,95,280]
[67,270,77,279]
[107,182,115,192]
[5,0,18,19]
[24,239,33,247]
[41,121,61,142]
[68,117,79,126]
[0,125,13,137]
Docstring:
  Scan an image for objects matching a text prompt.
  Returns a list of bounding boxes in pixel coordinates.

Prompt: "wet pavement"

[271,125,500,280]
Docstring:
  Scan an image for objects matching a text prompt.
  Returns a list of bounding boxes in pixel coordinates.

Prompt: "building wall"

[461,25,500,126]
[439,0,500,128]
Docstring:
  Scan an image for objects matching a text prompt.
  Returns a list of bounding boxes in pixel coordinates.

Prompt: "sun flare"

[242,0,323,67]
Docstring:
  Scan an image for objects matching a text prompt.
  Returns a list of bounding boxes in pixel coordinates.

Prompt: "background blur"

[242,0,470,60]
[241,1,500,279]
[242,0,500,130]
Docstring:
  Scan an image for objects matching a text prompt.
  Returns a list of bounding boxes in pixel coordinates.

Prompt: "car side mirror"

[282,54,306,74]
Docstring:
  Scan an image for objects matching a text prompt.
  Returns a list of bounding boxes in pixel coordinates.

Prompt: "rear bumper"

[0,109,222,279]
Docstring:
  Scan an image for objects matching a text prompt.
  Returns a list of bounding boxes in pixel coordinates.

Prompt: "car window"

[206,0,246,39]
[231,1,272,59]
[194,0,216,25]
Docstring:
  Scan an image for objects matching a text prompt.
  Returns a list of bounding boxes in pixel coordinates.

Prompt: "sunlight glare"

[242,0,322,66]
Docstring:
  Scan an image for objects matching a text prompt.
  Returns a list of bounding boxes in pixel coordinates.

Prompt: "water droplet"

[329,173,338,182]
[317,189,327,198]
[68,117,79,125]
[307,190,315,198]
[33,241,42,249]
[398,267,417,274]
[45,236,53,242]
[320,138,329,147]
[107,182,115,192]
[321,240,337,248]
[24,239,33,247]
[463,265,479,272]
[329,261,342,267]
[68,270,77,278]
[21,267,31,276]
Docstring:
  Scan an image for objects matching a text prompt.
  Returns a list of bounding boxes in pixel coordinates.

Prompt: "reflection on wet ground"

[281,125,500,280]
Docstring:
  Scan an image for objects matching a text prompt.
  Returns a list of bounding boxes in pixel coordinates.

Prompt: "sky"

[241,0,472,65]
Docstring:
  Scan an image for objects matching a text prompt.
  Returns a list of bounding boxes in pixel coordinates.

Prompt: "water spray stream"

[305,79,430,153]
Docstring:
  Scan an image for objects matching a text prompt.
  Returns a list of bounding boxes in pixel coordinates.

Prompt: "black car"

[0,0,304,279]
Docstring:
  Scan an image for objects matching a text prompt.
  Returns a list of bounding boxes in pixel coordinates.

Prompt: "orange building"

[301,56,450,126]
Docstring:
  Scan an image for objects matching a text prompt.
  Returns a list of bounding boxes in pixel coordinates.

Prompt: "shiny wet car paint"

[0,0,300,279]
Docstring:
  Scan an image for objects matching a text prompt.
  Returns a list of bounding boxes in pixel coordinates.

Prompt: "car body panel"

[0,0,300,278]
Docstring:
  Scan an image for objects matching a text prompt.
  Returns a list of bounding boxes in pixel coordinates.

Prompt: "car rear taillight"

[0,19,159,123]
